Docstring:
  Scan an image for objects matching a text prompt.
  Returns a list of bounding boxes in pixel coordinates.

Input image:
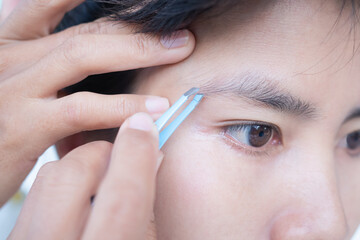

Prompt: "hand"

[0,0,195,206]
[10,113,161,239]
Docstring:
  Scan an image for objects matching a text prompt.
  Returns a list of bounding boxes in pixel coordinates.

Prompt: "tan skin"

[8,0,360,239]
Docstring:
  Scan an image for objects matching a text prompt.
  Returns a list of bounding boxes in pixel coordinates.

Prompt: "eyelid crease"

[214,120,283,137]
[343,107,360,124]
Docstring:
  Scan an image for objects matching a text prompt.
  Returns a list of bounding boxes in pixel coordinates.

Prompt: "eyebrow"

[199,71,318,119]
[344,108,360,124]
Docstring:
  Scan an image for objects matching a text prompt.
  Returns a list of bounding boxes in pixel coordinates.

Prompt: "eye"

[346,130,360,156]
[223,122,282,155]
[347,131,360,149]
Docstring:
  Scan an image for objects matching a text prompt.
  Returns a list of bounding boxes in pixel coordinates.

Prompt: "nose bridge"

[270,146,348,239]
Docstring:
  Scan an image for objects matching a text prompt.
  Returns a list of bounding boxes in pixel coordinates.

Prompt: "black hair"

[56,0,241,94]
[56,0,360,95]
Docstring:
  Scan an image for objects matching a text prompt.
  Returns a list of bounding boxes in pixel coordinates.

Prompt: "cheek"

[155,129,225,218]
[154,125,270,238]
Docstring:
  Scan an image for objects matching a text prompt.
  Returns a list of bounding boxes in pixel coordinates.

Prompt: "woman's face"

[134,0,360,239]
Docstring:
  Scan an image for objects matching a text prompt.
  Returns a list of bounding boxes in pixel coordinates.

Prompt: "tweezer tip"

[184,87,200,97]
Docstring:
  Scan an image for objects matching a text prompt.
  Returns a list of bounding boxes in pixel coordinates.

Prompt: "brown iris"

[248,125,272,147]
[347,131,360,150]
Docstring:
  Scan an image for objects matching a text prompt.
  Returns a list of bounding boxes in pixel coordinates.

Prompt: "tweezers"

[155,88,204,149]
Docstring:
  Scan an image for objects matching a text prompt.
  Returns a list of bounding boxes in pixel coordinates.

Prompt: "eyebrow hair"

[344,108,360,123]
[199,71,318,119]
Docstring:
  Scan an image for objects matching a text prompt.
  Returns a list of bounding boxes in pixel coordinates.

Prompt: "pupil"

[347,131,360,150]
[249,125,272,147]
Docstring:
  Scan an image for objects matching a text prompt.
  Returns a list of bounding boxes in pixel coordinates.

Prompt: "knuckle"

[61,92,87,128]
[76,22,102,35]
[131,34,155,63]
[116,97,136,118]
[61,35,89,64]
[67,21,113,37]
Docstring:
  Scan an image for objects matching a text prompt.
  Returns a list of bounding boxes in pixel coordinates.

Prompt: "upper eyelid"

[336,126,360,144]
[220,121,283,137]
[337,129,360,147]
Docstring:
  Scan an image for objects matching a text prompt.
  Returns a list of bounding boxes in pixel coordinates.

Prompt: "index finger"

[82,113,161,240]
[16,30,195,98]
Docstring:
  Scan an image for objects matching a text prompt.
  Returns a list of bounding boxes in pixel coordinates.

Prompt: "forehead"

[138,0,360,116]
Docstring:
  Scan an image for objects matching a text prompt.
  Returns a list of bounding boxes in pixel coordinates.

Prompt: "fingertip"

[145,96,169,114]
[160,30,191,49]
[120,112,158,138]
[159,29,196,59]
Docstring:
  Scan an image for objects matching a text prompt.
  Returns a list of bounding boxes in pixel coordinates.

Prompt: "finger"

[0,19,135,80]
[9,141,112,240]
[0,0,85,40]
[83,113,161,240]
[146,218,158,240]
[48,92,169,139]
[15,30,195,97]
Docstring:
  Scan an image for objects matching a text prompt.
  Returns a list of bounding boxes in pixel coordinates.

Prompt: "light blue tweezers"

[155,88,204,149]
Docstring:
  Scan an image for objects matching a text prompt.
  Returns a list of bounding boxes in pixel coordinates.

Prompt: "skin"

[9,0,360,239]
[132,0,360,239]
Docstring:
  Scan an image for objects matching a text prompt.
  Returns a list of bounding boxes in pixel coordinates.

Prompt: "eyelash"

[221,121,282,157]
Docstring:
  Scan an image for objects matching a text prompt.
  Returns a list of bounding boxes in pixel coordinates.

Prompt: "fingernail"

[146,97,169,114]
[127,112,154,132]
[156,152,164,172]
[160,30,189,49]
